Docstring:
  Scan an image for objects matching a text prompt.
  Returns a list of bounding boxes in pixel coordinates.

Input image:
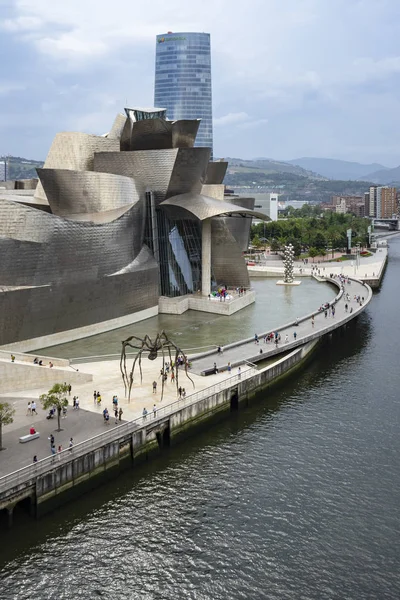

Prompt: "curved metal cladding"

[34,133,120,202]
[0,256,159,346]
[36,169,146,218]
[204,161,228,184]
[0,199,145,286]
[93,147,210,206]
[219,196,256,252]
[129,118,200,150]
[130,118,172,150]
[211,219,251,289]
[160,192,267,220]
[120,118,132,151]
[108,113,127,139]
[171,120,200,148]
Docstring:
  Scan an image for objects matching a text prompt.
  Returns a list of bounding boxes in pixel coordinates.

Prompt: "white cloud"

[214,112,250,126]
[0,83,26,96]
[1,16,43,32]
[3,0,400,163]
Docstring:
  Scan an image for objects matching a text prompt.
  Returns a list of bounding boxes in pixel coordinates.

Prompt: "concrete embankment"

[0,339,318,526]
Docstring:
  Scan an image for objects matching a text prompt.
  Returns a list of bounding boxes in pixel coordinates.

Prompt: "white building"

[252,193,279,221]
[0,161,5,182]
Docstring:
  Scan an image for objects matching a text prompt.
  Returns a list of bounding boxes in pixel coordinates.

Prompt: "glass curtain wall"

[154,32,213,156]
[157,211,203,297]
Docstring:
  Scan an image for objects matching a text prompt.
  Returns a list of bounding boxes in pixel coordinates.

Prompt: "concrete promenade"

[248,247,387,288]
[190,275,372,375]
[0,275,372,479]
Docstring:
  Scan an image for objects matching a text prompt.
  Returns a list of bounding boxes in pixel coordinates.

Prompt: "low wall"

[159,291,255,316]
[0,349,69,368]
[0,361,92,394]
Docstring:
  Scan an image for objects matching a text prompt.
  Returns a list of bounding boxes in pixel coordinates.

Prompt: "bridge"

[373,217,399,231]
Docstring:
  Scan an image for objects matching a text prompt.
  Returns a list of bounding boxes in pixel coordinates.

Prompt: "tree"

[319,248,326,259]
[40,383,69,432]
[0,402,15,450]
[252,234,262,248]
[270,239,280,253]
[308,247,318,262]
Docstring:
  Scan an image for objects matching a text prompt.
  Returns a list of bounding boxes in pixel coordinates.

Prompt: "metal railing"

[0,366,257,495]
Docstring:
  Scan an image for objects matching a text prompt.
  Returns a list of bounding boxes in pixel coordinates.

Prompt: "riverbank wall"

[0,339,319,527]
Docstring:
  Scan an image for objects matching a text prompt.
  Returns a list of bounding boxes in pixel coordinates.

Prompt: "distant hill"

[0,156,43,180]
[360,165,400,184]
[225,157,324,179]
[288,157,389,181]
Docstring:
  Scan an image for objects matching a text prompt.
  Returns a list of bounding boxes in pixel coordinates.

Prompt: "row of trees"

[0,383,69,450]
[251,211,370,258]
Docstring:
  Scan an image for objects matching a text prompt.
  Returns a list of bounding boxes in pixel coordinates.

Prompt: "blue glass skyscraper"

[154,32,213,155]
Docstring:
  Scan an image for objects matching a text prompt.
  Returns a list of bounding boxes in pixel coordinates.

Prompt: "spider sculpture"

[120,330,194,401]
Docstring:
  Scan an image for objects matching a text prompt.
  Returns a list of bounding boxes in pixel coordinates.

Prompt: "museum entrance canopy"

[159,193,270,221]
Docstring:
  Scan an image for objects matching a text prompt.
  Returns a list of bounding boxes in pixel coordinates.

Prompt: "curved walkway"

[190,276,373,376]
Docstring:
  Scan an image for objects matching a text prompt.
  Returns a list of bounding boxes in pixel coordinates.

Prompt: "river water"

[1,240,400,599]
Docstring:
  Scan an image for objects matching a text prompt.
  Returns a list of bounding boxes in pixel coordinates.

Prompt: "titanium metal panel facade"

[211,219,251,289]
[0,200,146,286]
[204,161,228,184]
[34,132,119,203]
[37,169,145,219]
[93,148,210,206]
[155,32,213,155]
[0,108,265,347]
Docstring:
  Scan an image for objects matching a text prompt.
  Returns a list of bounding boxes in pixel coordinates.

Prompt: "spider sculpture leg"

[120,336,146,396]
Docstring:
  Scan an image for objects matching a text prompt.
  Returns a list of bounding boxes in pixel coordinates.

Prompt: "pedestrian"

[142,407,148,421]
[293,331,297,340]
[114,408,118,423]
[103,407,108,422]
[345,303,348,312]
[324,310,327,319]
[97,394,102,405]
[153,404,157,418]
[311,316,315,328]
[51,443,56,456]
[31,401,37,415]
[152,380,157,393]
[69,437,73,451]
[49,433,55,447]
[93,390,97,403]
[171,370,175,382]
[182,388,186,398]
[227,362,231,373]
[178,386,182,398]
[33,455,38,463]
[68,384,72,396]
[27,401,32,416]
[75,397,79,409]
[238,367,241,380]
[285,334,289,343]
[118,407,123,421]
[73,396,77,409]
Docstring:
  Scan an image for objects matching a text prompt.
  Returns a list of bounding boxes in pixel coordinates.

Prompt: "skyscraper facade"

[154,32,213,155]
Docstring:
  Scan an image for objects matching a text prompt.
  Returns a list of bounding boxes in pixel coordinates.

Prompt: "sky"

[1,0,400,166]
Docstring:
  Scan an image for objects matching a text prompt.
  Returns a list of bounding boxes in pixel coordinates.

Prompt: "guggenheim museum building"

[0,108,266,350]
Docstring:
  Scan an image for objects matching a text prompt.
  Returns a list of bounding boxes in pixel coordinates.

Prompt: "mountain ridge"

[287,157,389,181]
